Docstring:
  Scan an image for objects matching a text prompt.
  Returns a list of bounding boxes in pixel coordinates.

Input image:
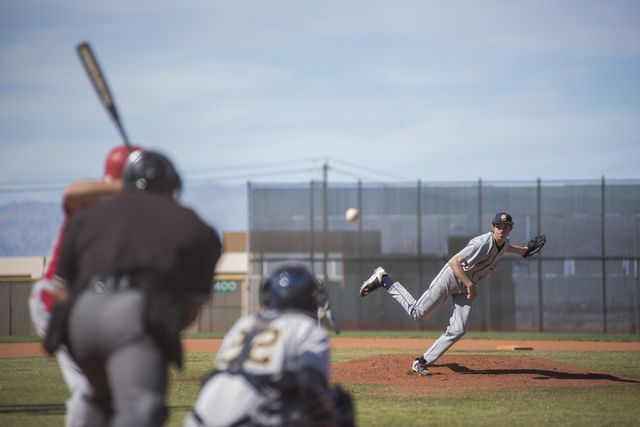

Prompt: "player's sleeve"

[43,211,83,355]
[295,322,333,426]
[457,234,492,270]
[294,320,331,379]
[184,221,223,302]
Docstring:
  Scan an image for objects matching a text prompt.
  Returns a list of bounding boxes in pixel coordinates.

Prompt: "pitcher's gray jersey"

[459,232,510,284]
[185,310,330,427]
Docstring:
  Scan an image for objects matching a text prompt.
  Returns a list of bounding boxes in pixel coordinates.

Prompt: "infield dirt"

[330,353,640,395]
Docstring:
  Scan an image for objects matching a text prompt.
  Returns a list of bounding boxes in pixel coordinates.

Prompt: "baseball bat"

[76,42,132,151]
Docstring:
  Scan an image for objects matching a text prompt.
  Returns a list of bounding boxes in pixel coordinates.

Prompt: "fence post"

[310,180,315,273]
[245,181,252,316]
[478,178,482,234]
[358,180,363,329]
[537,177,543,332]
[477,179,491,330]
[635,212,639,335]
[323,164,328,281]
[417,180,423,292]
[601,176,607,333]
[358,180,363,262]
[8,282,13,336]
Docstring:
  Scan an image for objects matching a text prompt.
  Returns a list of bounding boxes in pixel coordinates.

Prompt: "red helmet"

[103,145,142,181]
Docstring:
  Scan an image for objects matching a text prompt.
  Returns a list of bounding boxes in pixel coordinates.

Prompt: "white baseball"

[345,207,359,222]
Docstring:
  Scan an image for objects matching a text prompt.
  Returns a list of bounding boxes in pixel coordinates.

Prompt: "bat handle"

[116,124,133,152]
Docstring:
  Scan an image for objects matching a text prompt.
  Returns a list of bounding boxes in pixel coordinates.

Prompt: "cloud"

[1,0,639,205]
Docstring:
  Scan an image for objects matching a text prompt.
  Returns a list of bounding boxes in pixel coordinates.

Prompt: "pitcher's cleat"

[412,357,431,376]
[359,267,387,297]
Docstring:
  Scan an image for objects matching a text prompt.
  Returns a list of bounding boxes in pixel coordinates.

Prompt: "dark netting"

[248,179,640,334]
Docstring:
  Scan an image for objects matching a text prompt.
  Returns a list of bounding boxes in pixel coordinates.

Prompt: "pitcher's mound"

[330,354,639,392]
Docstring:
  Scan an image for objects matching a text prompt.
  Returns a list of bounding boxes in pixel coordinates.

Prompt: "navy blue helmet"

[260,263,321,316]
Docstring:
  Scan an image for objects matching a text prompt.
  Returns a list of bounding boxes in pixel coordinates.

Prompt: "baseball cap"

[492,211,514,225]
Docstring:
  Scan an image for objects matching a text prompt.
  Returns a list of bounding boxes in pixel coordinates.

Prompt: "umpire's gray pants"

[387,266,474,364]
[67,288,168,427]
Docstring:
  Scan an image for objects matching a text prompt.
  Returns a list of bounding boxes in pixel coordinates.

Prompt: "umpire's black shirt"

[54,191,222,364]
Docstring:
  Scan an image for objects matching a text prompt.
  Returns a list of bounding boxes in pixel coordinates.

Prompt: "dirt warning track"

[2,337,639,358]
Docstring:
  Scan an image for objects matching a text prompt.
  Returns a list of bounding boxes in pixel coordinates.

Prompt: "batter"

[29,144,139,427]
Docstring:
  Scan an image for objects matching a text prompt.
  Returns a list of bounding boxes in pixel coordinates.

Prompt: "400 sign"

[214,280,238,293]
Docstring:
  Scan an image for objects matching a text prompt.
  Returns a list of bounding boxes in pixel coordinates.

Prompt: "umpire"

[46,150,222,427]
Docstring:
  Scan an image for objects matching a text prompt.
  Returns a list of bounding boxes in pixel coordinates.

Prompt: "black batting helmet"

[260,262,321,317]
[122,150,182,196]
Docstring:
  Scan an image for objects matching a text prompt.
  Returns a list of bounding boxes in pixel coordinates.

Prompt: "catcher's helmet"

[122,150,182,196]
[103,145,142,182]
[260,263,321,316]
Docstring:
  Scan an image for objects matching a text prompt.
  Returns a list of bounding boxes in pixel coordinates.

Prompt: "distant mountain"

[0,201,64,256]
[180,182,248,234]
[0,183,247,257]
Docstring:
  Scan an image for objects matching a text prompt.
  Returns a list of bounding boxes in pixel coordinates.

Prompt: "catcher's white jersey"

[185,310,329,427]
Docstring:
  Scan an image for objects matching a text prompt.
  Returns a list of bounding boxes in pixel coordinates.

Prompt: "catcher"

[185,263,353,427]
[359,211,546,376]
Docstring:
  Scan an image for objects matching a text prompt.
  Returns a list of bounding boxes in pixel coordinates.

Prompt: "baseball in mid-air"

[345,207,359,222]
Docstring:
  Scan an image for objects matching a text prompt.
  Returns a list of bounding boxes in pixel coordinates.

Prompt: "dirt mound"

[330,354,639,392]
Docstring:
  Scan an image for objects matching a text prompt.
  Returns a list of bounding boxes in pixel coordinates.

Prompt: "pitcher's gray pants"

[387,266,474,364]
[67,288,168,427]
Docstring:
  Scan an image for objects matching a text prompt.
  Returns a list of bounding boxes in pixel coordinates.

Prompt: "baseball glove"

[523,235,546,258]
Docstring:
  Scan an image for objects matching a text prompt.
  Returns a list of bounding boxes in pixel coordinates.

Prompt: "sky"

[1,0,639,205]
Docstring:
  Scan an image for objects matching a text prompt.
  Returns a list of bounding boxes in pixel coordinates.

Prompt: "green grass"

[1,342,639,426]
[328,348,640,426]
[0,356,67,426]
[523,350,640,378]
[348,384,640,427]
[4,330,639,344]
[330,330,640,342]
[181,332,226,339]
[0,335,43,344]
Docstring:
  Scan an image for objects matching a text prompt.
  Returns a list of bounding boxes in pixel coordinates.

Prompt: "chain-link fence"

[248,178,640,334]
